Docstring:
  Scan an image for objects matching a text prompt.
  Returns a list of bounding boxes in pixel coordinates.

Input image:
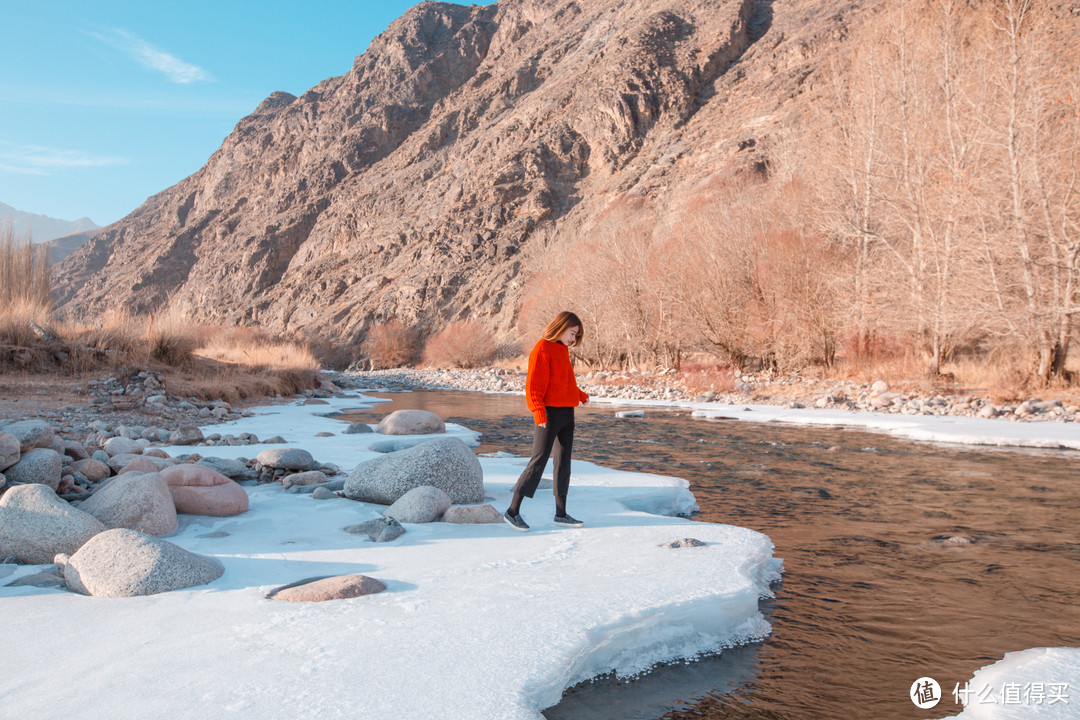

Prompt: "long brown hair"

[542,311,584,347]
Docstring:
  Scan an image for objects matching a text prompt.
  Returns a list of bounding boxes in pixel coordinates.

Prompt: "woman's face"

[558,325,580,346]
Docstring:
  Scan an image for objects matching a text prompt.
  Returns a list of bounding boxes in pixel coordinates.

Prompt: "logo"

[912,677,942,709]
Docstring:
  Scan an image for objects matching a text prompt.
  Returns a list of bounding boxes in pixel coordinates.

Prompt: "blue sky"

[1,0,495,227]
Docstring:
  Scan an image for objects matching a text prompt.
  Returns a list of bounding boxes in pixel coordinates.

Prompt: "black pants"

[513,407,575,499]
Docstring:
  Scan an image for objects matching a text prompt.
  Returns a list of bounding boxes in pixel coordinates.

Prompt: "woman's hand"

[538,423,547,428]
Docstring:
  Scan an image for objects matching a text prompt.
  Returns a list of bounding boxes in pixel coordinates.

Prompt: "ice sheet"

[0,392,782,719]
[938,647,1080,719]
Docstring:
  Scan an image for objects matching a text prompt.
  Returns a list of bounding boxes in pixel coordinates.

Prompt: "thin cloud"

[0,142,129,175]
[89,27,211,84]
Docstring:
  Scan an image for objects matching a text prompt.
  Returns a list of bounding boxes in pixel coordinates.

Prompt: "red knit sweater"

[525,338,589,424]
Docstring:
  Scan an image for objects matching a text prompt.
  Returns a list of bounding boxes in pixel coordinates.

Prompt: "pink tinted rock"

[144,448,171,459]
[281,470,329,489]
[71,459,111,482]
[160,464,248,515]
[266,574,387,602]
[118,457,161,475]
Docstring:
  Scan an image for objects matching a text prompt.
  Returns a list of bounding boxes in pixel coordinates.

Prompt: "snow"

[586,396,1080,451]
[0,392,782,719]
[939,647,1080,719]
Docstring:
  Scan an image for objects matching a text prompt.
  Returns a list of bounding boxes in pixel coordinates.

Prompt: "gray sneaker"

[503,511,530,531]
[554,513,584,528]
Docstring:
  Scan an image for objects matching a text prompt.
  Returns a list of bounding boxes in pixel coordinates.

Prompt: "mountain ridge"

[55,0,865,342]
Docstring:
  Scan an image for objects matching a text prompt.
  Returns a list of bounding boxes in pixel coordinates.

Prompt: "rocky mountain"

[1,202,98,244]
[56,0,869,342]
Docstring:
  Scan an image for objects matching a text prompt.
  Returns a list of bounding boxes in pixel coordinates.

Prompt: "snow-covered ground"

[0,392,782,719]
[585,396,1080,451]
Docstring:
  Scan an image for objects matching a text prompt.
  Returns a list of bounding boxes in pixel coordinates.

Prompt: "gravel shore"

[342,368,1080,424]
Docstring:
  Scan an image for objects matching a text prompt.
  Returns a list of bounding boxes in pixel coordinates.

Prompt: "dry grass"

[421,320,497,369]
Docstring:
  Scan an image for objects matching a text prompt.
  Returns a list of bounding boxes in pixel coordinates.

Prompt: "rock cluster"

[343,437,484,505]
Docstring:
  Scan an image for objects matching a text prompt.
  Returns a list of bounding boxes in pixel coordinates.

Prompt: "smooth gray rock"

[343,437,483,505]
[375,409,446,435]
[3,419,55,452]
[384,486,452,523]
[103,436,143,458]
[343,422,373,434]
[264,436,287,444]
[78,472,177,536]
[441,503,505,524]
[344,517,405,542]
[0,472,5,491]
[311,486,336,500]
[196,457,248,479]
[92,450,110,464]
[63,441,91,461]
[256,448,315,471]
[0,484,107,564]
[169,426,204,445]
[0,432,18,471]
[4,448,63,490]
[65,528,224,597]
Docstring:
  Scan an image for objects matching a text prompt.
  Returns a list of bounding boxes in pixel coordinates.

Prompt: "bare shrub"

[194,326,320,371]
[677,357,738,394]
[361,320,419,369]
[421,320,497,368]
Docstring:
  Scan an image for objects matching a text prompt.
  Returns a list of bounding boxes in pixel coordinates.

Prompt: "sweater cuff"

[533,409,547,425]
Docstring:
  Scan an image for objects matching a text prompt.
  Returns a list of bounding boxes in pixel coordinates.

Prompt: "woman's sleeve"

[578,388,589,403]
[526,344,550,425]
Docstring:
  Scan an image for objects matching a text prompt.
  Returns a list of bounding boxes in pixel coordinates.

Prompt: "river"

[339,388,1080,719]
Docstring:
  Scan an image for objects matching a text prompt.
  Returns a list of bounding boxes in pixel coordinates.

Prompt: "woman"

[504,311,590,531]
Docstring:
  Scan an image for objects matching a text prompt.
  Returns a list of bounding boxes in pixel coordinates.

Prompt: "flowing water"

[340,388,1080,719]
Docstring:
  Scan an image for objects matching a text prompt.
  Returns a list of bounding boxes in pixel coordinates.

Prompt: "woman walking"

[504,311,590,531]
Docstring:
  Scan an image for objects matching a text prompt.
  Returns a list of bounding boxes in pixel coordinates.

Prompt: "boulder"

[144,448,171,459]
[4,448,63,491]
[3,419,55,452]
[343,422,373,434]
[343,437,483,505]
[266,574,386,602]
[196,457,248,479]
[871,380,890,395]
[384,486,452,523]
[441,503,505,524]
[282,470,329,490]
[0,484,107,564]
[375,409,446,435]
[169,426,204,445]
[344,517,405,542]
[64,529,224,597]
[264,436,287,444]
[159,464,249,516]
[69,459,111,482]
[63,441,91,461]
[256,448,315,471]
[80,472,177,536]
[107,454,176,474]
[0,432,19,471]
[118,457,164,475]
[103,436,143,457]
[311,486,336,500]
